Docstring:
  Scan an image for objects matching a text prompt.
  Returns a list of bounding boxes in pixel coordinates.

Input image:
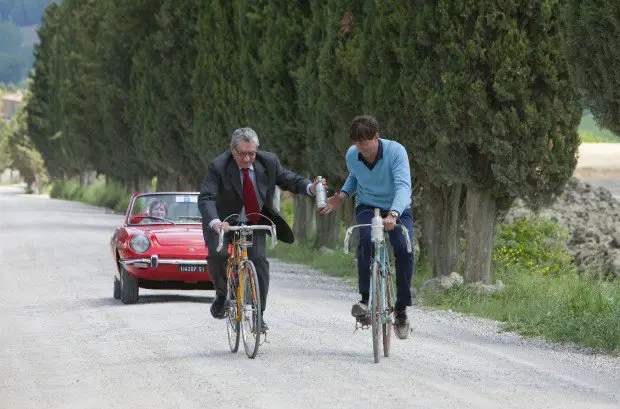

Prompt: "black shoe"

[394,309,410,339]
[210,295,226,319]
[260,318,269,332]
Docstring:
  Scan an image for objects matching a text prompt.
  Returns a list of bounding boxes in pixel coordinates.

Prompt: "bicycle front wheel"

[240,260,262,359]
[370,260,381,363]
[226,266,240,353]
[382,267,394,357]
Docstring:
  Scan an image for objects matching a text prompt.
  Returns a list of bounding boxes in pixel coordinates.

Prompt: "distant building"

[2,91,24,121]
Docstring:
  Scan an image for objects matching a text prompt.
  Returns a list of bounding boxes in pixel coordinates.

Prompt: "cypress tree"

[564,0,620,135]
[399,0,581,282]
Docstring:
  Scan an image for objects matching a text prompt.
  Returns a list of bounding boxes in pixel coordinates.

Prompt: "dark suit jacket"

[197,150,312,244]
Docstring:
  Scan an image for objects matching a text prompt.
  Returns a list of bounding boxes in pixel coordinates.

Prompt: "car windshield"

[128,193,201,225]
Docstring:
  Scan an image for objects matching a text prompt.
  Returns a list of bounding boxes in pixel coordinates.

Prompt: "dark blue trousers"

[356,204,415,310]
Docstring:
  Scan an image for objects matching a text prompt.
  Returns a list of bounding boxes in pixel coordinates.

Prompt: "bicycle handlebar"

[343,224,412,255]
[216,224,277,252]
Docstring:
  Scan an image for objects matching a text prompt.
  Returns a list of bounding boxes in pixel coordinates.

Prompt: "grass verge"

[422,266,619,353]
[269,243,619,353]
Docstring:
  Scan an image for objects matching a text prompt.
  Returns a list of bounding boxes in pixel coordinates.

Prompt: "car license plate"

[178,265,206,273]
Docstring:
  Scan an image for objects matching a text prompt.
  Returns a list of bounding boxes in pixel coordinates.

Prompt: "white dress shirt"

[209,165,313,229]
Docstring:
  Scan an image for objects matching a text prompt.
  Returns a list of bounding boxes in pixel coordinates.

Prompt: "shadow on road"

[86,294,214,307]
[138,294,214,304]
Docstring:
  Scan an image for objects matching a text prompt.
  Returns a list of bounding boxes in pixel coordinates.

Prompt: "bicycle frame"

[374,242,394,325]
[344,222,411,323]
[217,223,277,323]
[343,209,412,362]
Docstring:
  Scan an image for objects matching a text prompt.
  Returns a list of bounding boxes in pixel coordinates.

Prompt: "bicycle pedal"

[354,319,370,332]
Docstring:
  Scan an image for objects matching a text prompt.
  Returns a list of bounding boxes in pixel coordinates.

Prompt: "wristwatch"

[388,210,399,218]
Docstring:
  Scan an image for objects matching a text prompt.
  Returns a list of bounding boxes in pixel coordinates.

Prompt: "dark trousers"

[356,204,415,310]
[205,229,269,312]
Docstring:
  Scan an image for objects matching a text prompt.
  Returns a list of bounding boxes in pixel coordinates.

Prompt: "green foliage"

[493,216,575,275]
[81,178,129,210]
[129,0,201,187]
[279,197,294,227]
[26,2,67,178]
[296,0,363,188]
[0,120,11,169]
[565,1,620,137]
[190,0,247,167]
[395,1,582,209]
[578,112,620,143]
[242,0,311,174]
[421,265,620,352]
[50,178,130,213]
[4,94,47,186]
[50,179,84,200]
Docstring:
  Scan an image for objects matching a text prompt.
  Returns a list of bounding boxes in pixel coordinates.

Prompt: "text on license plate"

[178,265,206,273]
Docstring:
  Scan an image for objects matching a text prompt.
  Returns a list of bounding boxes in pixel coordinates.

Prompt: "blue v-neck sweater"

[340,138,412,215]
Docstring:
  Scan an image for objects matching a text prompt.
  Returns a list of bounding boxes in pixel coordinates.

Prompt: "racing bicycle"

[216,215,277,359]
[343,208,412,363]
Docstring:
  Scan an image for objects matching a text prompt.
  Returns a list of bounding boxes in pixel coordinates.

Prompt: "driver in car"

[148,200,168,220]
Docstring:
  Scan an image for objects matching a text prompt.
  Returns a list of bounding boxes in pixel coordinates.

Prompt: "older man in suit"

[198,127,322,332]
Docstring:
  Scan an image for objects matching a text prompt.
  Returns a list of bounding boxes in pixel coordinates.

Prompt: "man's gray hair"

[231,127,259,148]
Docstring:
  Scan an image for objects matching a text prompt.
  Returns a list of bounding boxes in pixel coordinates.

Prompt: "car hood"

[149,227,205,247]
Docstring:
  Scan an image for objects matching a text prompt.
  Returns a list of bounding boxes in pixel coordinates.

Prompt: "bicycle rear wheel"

[382,267,394,357]
[226,266,240,353]
[240,260,262,359]
[370,260,381,363]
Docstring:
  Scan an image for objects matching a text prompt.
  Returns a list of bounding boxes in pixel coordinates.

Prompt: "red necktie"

[241,168,261,224]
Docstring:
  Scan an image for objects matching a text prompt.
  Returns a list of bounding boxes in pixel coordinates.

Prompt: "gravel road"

[1,185,618,409]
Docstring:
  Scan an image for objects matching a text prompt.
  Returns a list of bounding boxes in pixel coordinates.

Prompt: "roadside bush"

[49,179,130,213]
[81,178,127,210]
[50,179,83,200]
[493,216,575,275]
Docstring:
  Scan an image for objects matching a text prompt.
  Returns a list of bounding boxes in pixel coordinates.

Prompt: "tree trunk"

[156,173,176,192]
[315,205,342,249]
[426,183,462,277]
[342,199,359,250]
[293,194,314,245]
[177,175,194,191]
[464,185,496,284]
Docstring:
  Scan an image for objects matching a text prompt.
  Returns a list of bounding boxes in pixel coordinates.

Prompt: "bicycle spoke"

[226,268,240,353]
[240,261,261,358]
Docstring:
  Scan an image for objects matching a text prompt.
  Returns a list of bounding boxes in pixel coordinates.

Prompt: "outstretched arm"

[275,156,314,196]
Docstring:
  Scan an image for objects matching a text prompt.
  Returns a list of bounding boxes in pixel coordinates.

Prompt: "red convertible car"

[110,192,211,304]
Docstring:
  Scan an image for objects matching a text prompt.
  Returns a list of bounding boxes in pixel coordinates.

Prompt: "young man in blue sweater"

[320,115,414,339]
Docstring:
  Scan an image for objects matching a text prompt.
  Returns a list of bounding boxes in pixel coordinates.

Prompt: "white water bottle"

[315,176,327,208]
[371,208,384,242]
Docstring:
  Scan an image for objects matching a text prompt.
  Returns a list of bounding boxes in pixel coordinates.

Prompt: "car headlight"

[129,234,151,253]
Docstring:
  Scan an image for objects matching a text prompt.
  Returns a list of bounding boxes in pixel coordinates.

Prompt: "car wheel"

[120,265,139,304]
[113,276,121,300]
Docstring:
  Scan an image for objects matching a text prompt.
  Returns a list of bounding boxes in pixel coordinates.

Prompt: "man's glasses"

[234,146,257,159]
